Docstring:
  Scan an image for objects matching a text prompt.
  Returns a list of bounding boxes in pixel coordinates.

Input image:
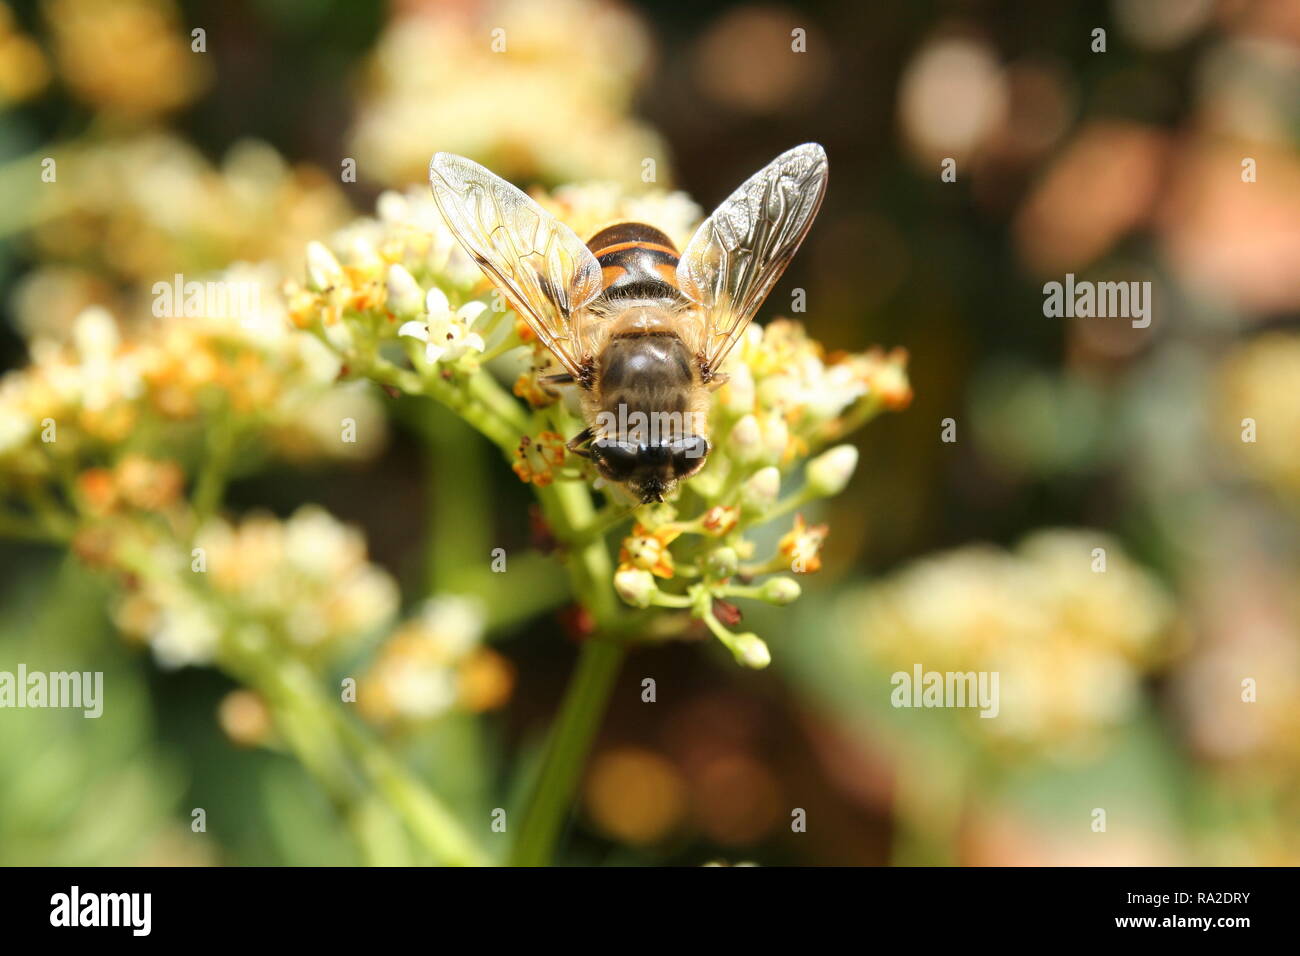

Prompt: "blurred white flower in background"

[349,0,669,189]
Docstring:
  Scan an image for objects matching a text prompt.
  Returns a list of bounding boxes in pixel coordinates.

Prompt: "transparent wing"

[677,143,829,373]
[429,152,603,377]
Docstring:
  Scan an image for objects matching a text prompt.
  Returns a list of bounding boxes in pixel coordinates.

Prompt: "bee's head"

[591,435,710,504]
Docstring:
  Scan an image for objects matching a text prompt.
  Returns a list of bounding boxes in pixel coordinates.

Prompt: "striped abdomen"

[586,222,684,302]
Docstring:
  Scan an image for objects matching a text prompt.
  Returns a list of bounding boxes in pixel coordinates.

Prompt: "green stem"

[566,502,636,546]
[369,358,522,456]
[348,796,414,866]
[540,480,619,617]
[334,712,491,866]
[509,637,624,866]
[414,404,492,593]
[759,487,816,524]
[193,417,236,521]
[467,367,531,433]
[508,478,626,866]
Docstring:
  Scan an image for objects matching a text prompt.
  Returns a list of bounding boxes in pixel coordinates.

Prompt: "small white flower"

[390,665,457,720]
[398,286,489,364]
[72,306,121,358]
[812,363,869,420]
[150,598,221,669]
[417,595,486,656]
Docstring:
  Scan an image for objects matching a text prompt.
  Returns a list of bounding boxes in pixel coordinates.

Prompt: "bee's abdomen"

[587,222,682,299]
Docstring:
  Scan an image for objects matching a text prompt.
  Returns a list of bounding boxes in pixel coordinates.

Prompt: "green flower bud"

[728,415,763,464]
[806,444,859,497]
[730,632,771,669]
[761,413,789,463]
[759,576,801,605]
[613,567,657,609]
[706,546,739,579]
[740,466,780,513]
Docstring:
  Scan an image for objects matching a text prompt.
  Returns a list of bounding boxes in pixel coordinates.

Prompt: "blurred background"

[1,0,1298,865]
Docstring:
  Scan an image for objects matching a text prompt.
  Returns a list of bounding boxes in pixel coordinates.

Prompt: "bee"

[428,143,829,504]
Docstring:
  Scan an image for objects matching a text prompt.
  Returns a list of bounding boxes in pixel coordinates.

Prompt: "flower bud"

[613,568,657,609]
[730,632,771,669]
[349,235,383,273]
[706,546,739,579]
[761,413,789,463]
[386,264,424,316]
[728,415,762,464]
[806,444,859,497]
[758,577,801,606]
[721,363,755,416]
[740,466,780,513]
[306,241,343,292]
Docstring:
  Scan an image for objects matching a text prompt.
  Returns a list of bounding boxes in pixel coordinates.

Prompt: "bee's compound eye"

[594,440,640,481]
[674,435,709,460]
[670,435,709,478]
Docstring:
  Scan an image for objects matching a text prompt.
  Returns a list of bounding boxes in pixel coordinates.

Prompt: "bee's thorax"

[597,330,694,419]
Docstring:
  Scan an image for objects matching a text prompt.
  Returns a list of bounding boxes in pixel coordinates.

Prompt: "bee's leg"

[541,372,575,386]
[566,427,595,460]
[706,372,730,392]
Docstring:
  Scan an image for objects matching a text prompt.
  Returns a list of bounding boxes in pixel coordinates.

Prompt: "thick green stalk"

[509,478,626,866]
[509,636,624,866]
[416,405,493,594]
